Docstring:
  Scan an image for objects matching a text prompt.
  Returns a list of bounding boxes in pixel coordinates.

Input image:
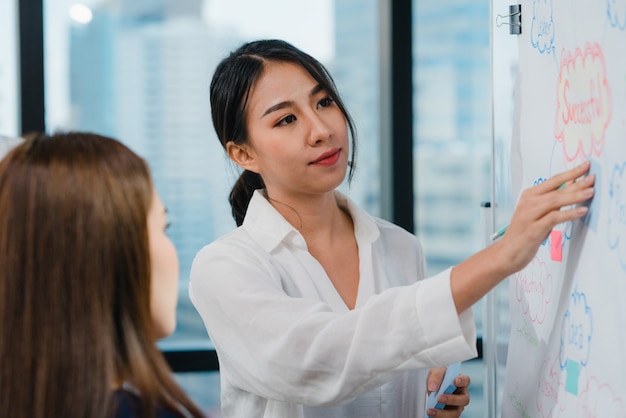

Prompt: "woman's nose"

[307,113,332,145]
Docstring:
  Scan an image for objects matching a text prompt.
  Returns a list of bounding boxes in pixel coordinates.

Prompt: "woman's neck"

[266,189,359,310]
[264,189,351,239]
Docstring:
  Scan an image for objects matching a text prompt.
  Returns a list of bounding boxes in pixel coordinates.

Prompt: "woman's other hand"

[426,367,470,417]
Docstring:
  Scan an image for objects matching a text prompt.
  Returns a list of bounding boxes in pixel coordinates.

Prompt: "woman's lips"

[310,149,340,166]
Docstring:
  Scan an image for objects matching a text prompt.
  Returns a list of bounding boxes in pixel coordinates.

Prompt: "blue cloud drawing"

[559,286,593,368]
[531,0,556,54]
[607,0,626,30]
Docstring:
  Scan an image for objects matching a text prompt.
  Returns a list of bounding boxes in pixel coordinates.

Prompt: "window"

[0,0,19,137]
[413,0,491,277]
[413,1,492,415]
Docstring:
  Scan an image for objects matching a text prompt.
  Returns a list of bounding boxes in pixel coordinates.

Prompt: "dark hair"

[0,132,204,418]
[210,39,357,226]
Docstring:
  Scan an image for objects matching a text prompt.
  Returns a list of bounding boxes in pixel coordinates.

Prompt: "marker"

[490,224,508,241]
[491,183,567,241]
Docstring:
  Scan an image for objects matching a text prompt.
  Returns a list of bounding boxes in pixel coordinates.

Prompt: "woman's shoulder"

[369,215,424,254]
[113,389,180,418]
[372,215,420,240]
[193,225,262,262]
[338,191,419,243]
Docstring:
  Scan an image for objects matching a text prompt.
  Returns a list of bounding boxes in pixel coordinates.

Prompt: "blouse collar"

[242,189,380,253]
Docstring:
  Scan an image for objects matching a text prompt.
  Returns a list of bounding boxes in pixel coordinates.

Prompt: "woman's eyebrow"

[309,84,324,97]
[262,100,293,117]
[262,85,325,118]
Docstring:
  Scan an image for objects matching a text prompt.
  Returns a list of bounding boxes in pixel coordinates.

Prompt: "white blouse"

[189,190,477,418]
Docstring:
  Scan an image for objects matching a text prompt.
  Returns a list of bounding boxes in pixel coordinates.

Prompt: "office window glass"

[413,0,491,276]
[44,0,381,413]
[413,1,491,416]
[0,0,19,137]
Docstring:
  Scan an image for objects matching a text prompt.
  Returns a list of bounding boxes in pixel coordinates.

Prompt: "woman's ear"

[226,141,260,173]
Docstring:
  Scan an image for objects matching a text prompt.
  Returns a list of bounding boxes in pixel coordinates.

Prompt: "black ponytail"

[229,170,266,226]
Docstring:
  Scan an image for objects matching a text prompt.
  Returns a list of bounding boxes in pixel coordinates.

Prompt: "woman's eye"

[318,97,334,108]
[277,115,296,126]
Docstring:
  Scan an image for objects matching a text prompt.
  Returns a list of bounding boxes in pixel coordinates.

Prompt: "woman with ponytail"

[190,39,594,418]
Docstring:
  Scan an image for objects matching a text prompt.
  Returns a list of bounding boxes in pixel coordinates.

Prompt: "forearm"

[449,240,515,314]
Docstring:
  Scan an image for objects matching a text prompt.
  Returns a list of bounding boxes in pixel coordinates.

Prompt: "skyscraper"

[69,0,237,340]
[332,0,381,217]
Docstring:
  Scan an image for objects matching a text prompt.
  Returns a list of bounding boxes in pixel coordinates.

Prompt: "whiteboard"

[501,0,626,417]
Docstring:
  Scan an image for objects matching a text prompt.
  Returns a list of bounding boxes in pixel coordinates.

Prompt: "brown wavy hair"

[0,132,204,418]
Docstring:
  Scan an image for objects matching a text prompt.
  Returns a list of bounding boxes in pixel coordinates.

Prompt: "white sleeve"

[413,268,477,365]
[189,243,477,407]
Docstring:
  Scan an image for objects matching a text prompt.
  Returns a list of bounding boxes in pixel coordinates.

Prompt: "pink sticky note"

[550,230,563,262]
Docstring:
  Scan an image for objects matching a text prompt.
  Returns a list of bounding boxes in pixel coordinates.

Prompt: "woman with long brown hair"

[0,132,205,418]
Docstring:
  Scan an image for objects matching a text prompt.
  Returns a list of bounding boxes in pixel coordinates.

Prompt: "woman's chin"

[154,318,177,340]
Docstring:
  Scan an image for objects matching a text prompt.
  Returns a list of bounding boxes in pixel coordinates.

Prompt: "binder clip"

[496,4,522,35]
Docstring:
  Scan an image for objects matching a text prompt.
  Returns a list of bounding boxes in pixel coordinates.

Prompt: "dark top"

[114,388,181,418]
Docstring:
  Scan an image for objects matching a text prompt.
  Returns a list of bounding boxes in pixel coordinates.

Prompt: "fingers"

[426,406,466,418]
[453,374,470,389]
[426,366,447,393]
[425,375,471,417]
[425,393,469,417]
[523,160,593,220]
[533,160,590,194]
[497,161,596,273]
[537,173,595,227]
[512,163,595,233]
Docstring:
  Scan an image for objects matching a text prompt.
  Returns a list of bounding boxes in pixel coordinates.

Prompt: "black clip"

[496,4,522,35]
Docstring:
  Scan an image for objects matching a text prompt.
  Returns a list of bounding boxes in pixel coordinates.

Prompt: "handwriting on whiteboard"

[554,43,612,162]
